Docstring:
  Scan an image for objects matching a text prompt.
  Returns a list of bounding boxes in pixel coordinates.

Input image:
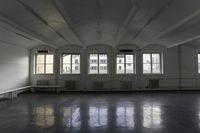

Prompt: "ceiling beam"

[52,0,85,46]
[157,23,200,48]
[17,0,72,45]
[133,0,200,48]
[0,38,27,49]
[140,10,200,48]
[112,0,142,46]
[0,14,58,48]
[131,0,174,40]
[153,11,200,40]
[96,0,102,42]
[166,35,200,48]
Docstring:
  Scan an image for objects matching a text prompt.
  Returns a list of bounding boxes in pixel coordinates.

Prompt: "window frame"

[60,53,81,75]
[116,53,136,74]
[88,53,109,75]
[35,53,54,74]
[197,53,200,74]
[142,52,163,74]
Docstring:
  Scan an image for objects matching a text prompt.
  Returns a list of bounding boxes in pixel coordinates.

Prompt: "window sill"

[116,74,137,75]
[33,74,54,75]
[88,74,109,75]
[143,73,163,75]
[60,74,81,75]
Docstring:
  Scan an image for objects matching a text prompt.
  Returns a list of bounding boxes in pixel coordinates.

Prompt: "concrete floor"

[0,92,200,133]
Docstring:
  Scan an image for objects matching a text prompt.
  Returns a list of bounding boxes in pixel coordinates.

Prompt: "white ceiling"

[0,0,200,49]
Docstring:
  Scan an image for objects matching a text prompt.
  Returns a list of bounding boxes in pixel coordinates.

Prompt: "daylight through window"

[35,54,54,74]
[143,53,162,74]
[116,54,135,74]
[61,54,80,74]
[89,54,108,74]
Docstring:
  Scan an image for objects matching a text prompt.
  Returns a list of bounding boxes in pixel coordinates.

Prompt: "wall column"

[178,46,182,90]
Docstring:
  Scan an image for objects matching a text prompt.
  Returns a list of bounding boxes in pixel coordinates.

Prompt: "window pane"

[46,55,54,63]
[72,55,80,64]
[198,64,200,73]
[143,54,151,63]
[63,54,71,64]
[198,54,200,63]
[99,54,107,64]
[143,64,151,74]
[117,55,125,64]
[46,64,53,74]
[90,54,98,64]
[99,64,107,74]
[126,55,133,63]
[152,64,161,73]
[152,54,160,64]
[117,64,125,74]
[62,54,71,74]
[126,63,134,74]
[89,54,98,74]
[125,55,134,74]
[72,54,80,74]
[36,54,45,74]
[36,55,45,64]
[89,65,98,74]
[62,64,71,74]
[117,54,125,74]
[99,54,108,74]
[36,64,44,74]
[72,64,80,74]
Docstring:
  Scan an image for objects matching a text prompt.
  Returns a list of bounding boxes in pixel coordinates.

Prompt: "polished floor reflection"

[0,92,200,133]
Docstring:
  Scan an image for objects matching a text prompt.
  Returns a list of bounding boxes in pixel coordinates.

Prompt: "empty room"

[0,0,200,133]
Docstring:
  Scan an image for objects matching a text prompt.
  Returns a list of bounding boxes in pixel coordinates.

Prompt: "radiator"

[93,82,104,90]
[149,79,159,89]
[37,80,49,85]
[65,80,76,90]
[121,81,132,89]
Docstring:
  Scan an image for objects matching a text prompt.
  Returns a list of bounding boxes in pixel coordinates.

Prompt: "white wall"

[30,44,200,91]
[0,43,29,93]
[180,45,199,88]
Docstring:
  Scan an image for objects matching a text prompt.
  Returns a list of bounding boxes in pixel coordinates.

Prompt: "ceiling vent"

[37,50,49,53]
[119,49,133,53]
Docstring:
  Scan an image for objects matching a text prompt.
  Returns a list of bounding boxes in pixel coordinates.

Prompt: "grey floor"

[0,92,200,133]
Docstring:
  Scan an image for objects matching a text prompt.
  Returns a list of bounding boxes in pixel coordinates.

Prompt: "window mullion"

[124,54,126,74]
[133,54,134,73]
[98,54,99,74]
[79,54,80,74]
[35,55,37,74]
[71,54,72,74]
[61,55,63,74]
[150,53,153,74]
[44,54,46,74]
[160,53,162,73]
[198,54,199,73]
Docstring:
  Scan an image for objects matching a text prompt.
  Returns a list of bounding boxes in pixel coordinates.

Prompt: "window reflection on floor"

[198,103,200,127]
[198,112,200,127]
[32,105,54,128]
[89,106,108,128]
[116,103,134,129]
[62,106,81,130]
[143,103,162,129]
